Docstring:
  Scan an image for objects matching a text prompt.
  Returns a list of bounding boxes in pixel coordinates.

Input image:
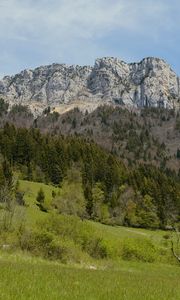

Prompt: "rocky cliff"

[0,57,179,114]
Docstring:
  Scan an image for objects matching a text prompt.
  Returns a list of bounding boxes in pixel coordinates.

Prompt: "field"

[0,180,179,300]
[0,253,180,300]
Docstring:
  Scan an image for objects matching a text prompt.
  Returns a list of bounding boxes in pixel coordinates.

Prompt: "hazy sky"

[0,0,180,78]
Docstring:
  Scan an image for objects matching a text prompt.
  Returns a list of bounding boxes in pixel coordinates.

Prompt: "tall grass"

[0,257,180,300]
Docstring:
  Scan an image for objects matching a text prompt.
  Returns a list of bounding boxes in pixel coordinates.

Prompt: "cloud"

[0,0,174,40]
[0,0,179,76]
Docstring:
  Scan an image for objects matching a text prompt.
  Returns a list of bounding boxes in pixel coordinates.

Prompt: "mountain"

[0,57,180,115]
[1,102,180,173]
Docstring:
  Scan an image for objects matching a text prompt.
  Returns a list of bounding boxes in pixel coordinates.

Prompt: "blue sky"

[0,0,180,78]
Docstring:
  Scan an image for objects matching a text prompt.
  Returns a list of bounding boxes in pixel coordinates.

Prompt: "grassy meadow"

[0,180,179,300]
[0,253,180,300]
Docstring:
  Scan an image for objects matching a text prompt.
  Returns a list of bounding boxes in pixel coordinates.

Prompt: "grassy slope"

[19,180,169,257]
[18,180,166,239]
[18,180,60,225]
[0,255,180,300]
[0,180,179,300]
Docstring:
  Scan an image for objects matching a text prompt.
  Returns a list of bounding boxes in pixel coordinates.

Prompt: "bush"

[36,188,45,204]
[36,214,108,259]
[53,169,86,218]
[19,229,84,263]
[122,238,157,263]
[36,188,47,211]
[15,191,25,206]
[81,235,108,259]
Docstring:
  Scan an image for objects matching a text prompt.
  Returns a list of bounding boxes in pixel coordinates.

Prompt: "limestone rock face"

[0,57,179,114]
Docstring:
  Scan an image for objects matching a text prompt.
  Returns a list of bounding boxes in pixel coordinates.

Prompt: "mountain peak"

[0,57,179,115]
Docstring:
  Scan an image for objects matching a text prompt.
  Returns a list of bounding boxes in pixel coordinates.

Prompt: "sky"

[0,0,180,78]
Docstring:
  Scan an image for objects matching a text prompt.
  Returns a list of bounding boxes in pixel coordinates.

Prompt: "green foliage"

[136,195,160,228]
[92,183,109,223]
[36,188,45,204]
[9,104,32,116]
[0,124,179,228]
[0,177,175,267]
[36,188,46,212]
[0,98,9,116]
[20,229,84,263]
[36,214,108,259]
[129,164,180,227]
[15,190,25,206]
[1,256,180,300]
[53,168,86,218]
[122,238,157,262]
[2,160,13,186]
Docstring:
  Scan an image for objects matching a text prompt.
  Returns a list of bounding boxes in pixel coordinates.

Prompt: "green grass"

[0,179,179,300]
[90,220,166,245]
[18,180,170,240]
[18,180,60,225]
[16,180,175,265]
[0,254,180,300]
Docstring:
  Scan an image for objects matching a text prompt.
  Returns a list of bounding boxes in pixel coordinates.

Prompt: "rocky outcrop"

[0,57,179,114]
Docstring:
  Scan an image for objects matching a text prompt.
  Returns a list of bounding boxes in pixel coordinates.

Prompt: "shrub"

[15,191,25,206]
[122,238,157,263]
[53,169,86,218]
[19,229,84,263]
[36,214,108,259]
[36,188,45,204]
[36,188,47,211]
[81,235,108,259]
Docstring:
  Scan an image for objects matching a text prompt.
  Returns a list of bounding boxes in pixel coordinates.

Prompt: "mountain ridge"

[0,56,180,115]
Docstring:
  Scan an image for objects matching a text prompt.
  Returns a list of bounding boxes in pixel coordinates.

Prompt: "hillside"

[0,124,179,228]
[36,106,180,171]
[0,180,180,300]
[0,102,180,300]
[2,103,180,171]
[1,250,180,300]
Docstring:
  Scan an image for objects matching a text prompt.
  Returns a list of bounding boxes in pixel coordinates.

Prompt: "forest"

[0,121,179,229]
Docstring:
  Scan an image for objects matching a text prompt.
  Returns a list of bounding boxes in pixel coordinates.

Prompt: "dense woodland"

[1,99,180,169]
[0,113,179,229]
